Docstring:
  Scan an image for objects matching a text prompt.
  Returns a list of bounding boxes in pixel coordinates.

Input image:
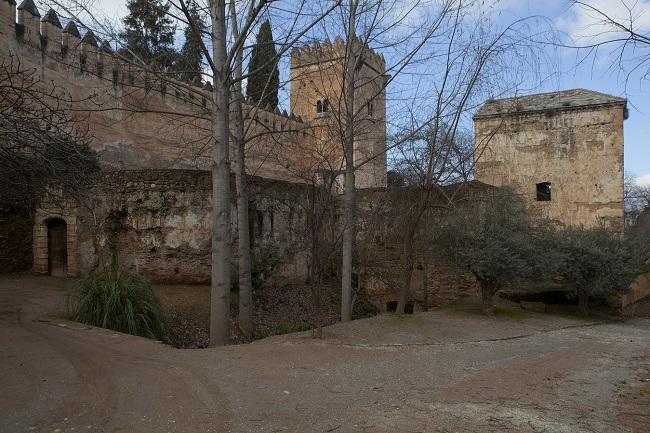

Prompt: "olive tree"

[433,189,548,314]
[556,225,641,316]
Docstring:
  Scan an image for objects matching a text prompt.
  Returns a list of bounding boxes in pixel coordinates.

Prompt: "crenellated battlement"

[290,36,385,73]
[1,1,386,188]
[0,2,308,127]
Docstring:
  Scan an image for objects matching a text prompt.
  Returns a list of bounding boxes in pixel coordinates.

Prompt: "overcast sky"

[37,0,650,184]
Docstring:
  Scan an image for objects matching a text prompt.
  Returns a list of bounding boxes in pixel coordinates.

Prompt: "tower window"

[536,182,552,201]
[316,99,330,114]
[368,102,374,116]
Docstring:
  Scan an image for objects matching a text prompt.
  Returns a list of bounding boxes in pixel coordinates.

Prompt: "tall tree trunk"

[340,0,359,322]
[397,200,426,314]
[480,279,496,315]
[341,155,355,322]
[397,228,415,315]
[422,258,429,312]
[209,0,231,347]
[229,0,253,340]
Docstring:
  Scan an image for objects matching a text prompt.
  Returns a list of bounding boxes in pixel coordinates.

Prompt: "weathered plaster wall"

[474,105,625,230]
[36,170,310,284]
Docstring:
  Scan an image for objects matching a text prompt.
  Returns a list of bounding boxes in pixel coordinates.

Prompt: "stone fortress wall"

[290,37,388,188]
[3,0,641,311]
[33,170,311,284]
[0,0,388,187]
[474,89,626,231]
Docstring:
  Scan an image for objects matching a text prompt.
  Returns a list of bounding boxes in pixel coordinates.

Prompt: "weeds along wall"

[1,1,388,187]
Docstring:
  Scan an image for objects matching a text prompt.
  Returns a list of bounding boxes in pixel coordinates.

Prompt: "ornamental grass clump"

[68,269,168,342]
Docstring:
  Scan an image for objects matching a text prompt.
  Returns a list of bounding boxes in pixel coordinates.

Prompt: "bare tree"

[625,171,650,226]
[0,55,98,211]
[49,0,340,344]
[304,0,467,320]
[229,0,254,339]
[563,1,650,85]
[389,5,552,314]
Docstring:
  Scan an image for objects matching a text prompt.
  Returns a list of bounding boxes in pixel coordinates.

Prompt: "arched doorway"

[47,218,67,277]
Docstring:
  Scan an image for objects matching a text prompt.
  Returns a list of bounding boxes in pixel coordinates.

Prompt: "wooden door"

[47,219,67,277]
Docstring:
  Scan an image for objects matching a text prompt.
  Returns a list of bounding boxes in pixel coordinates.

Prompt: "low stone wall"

[37,170,310,284]
[621,273,650,309]
[34,171,489,310]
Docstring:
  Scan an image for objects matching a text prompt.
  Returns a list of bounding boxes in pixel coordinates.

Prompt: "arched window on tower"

[368,102,374,117]
[316,100,323,113]
[323,98,330,112]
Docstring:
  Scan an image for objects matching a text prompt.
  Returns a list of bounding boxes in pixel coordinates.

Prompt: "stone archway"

[47,218,67,277]
[33,213,78,277]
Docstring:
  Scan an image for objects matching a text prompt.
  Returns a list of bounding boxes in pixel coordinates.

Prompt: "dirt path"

[1,274,649,433]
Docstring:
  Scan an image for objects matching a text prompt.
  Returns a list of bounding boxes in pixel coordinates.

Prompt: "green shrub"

[556,225,642,315]
[68,270,168,341]
[231,247,279,291]
[274,321,313,335]
[251,247,279,290]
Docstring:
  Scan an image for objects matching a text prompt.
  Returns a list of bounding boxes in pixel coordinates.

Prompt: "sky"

[41,0,650,185]
[488,0,650,186]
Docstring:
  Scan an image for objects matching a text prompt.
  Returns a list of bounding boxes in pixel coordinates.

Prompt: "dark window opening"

[386,301,414,314]
[79,53,86,74]
[368,102,374,116]
[15,23,25,38]
[322,98,329,112]
[536,182,552,201]
[316,100,323,113]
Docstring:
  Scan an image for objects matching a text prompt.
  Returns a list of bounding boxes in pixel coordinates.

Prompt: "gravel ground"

[1,274,649,433]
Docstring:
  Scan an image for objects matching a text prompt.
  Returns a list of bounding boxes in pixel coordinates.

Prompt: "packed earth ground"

[1,274,649,433]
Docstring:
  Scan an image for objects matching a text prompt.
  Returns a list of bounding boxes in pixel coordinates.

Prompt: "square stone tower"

[473,89,626,230]
[290,37,387,188]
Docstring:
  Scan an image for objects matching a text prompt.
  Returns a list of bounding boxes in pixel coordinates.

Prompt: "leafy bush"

[232,247,279,291]
[251,247,279,290]
[556,226,642,315]
[68,270,168,341]
[432,189,550,314]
